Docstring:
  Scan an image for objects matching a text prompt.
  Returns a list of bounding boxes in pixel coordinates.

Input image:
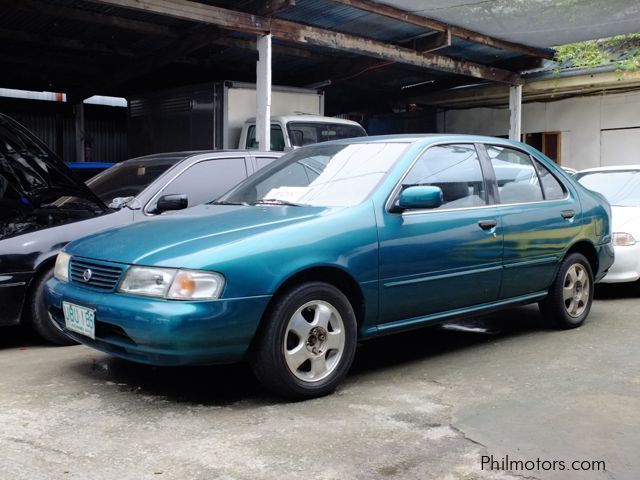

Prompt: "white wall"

[437,91,640,170]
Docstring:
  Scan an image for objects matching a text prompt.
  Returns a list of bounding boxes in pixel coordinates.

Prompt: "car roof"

[577,165,640,174]
[243,115,364,126]
[119,150,278,166]
[319,133,529,147]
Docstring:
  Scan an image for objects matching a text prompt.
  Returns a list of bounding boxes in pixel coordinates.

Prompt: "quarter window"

[487,145,544,204]
[402,144,486,209]
[534,159,566,200]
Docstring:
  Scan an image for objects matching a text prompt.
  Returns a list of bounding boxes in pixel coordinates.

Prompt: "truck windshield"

[218,142,408,208]
[287,122,367,147]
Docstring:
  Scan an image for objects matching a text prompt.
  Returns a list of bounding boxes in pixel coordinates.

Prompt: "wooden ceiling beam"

[86,0,521,85]
[327,0,555,60]
[1,0,179,37]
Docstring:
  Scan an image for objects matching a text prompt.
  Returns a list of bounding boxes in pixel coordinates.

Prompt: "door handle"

[561,210,576,219]
[478,219,497,230]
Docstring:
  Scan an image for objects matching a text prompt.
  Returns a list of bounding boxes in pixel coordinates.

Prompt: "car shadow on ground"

[594,281,639,300]
[0,325,49,351]
[6,284,636,405]
[62,304,550,406]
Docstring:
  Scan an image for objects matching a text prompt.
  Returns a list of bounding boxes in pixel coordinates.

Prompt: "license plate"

[63,301,96,340]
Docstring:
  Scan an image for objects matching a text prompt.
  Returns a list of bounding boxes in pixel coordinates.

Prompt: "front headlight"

[118,266,224,300]
[612,232,636,246]
[54,252,71,282]
[118,266,176,297]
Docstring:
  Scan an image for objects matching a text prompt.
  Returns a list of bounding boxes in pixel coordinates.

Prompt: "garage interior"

[3,0,639,164]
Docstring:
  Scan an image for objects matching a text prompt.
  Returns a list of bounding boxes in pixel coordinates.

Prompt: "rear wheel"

[250,282,357,400]
[28,268,78,345]
[539,253,594,329]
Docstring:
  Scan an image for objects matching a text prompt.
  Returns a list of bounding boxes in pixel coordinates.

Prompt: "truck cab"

[239,114,367,151]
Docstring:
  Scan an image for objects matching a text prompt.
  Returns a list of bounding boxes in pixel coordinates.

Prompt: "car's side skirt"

[361,290,548,338]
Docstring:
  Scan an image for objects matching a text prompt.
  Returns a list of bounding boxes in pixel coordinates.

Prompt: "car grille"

[70,257,125,292]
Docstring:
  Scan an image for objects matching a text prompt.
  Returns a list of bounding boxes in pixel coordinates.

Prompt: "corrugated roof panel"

[276,0,428,42]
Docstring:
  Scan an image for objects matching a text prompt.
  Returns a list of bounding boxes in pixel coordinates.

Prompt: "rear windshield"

[287,122,366,147]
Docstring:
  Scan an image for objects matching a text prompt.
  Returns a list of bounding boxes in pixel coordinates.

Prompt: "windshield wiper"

[251,198,303,207]
[210,200,249,206]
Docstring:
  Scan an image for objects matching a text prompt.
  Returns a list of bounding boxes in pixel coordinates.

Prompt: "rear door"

[377,143,503,325]
[480,144,581,299]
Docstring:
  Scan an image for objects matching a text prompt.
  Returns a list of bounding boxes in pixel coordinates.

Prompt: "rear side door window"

[402,144,487,209]
[486,145,544,204]
[150,158,248,211]
[255,156,281,170]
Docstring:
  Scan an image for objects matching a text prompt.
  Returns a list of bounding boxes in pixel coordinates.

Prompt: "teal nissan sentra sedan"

[46,135,613,399]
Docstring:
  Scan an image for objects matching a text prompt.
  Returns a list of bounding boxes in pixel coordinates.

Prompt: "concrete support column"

[256,34,272,151]
[73,102,85,162]
[508,84,522,141]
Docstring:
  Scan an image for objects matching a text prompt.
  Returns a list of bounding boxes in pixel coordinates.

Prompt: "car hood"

[66,204,330,265]
[610,205,640,234]
[0,114,106,209]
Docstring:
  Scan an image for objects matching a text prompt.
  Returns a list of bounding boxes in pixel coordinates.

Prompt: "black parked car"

[0,113,281,344]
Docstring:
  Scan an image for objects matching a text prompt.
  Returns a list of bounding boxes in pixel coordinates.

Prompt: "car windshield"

[577,170,640,207]
[286,122,366,147]
[88,158,181,203]
[218,142,408,207]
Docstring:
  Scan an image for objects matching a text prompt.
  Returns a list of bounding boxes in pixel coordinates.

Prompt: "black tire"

[250,281,357,400]
[27,268,78,346]
[539,253,594,329]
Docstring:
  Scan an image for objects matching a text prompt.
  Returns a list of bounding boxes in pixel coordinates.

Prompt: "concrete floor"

[1,284,638,480]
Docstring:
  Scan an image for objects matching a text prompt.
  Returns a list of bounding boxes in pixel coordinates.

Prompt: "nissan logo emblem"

[83,269,93,282]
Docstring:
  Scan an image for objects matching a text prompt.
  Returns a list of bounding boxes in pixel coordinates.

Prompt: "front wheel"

[250,282,357,400]
[539,253,594,329]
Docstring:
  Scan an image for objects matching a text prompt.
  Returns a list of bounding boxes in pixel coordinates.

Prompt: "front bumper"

[600,243,640,283]
[45,277,271,366]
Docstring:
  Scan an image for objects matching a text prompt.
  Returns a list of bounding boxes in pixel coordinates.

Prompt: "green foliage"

[554,34,640,80]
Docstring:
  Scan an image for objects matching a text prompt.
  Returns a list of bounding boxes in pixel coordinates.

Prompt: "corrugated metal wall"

[0,97,127,163]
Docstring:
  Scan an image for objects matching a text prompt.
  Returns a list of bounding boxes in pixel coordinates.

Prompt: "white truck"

[128,81,366,156]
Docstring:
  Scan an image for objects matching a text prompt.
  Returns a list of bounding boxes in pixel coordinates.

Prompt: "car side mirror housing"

[396,186,443,211]
[156,194,188,213]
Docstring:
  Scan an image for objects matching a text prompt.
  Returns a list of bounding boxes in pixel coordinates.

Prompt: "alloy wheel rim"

[562,264,590,318]
[283,300,345,383]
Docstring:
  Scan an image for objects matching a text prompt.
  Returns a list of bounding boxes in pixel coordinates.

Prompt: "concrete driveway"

[1,284,638,480]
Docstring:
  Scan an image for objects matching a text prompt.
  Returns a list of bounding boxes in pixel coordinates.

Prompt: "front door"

[378,144,503,326]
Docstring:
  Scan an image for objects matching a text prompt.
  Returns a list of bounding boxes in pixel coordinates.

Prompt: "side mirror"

[396,186,443,211]
[156,194,188,213]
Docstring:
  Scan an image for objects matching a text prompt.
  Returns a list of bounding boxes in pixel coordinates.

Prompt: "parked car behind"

[46,135,613,399]
[0,113,281,344]
[576,165,640,286]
